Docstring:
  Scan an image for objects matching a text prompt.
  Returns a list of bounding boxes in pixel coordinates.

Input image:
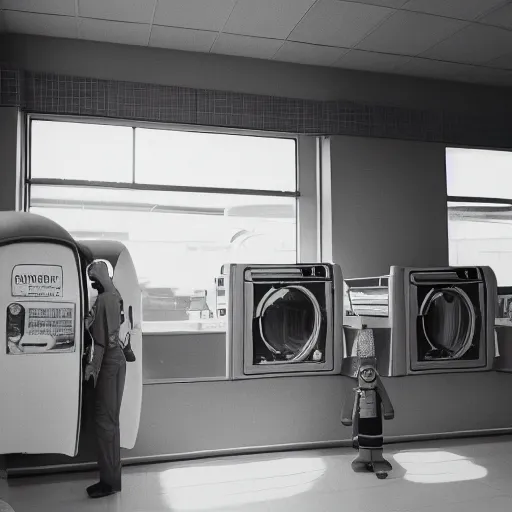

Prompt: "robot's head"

[359,366,376,383]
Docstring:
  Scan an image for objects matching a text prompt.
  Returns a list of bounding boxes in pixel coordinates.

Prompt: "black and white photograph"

[2,1,512,511]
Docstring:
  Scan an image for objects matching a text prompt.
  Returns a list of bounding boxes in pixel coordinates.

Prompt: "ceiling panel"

[79,18,149,46]
[223,0,315,40]
[357,11,466,55]
[149,25,216,52]
[345,0,408,7]
[479,2,512,30]
[334,49,411,72]
[1,0,76,16]
[289,0,394,48]
[273,41,347,66]
[401,0,506,21]
[3,10,78,38]
[78,0,156,24]
[153,0,236,31]
[211,33,283,59]
[422,24,512,65]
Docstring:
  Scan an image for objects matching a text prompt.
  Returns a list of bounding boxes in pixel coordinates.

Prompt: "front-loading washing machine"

[390,266,496,375]
[224,263,343,379]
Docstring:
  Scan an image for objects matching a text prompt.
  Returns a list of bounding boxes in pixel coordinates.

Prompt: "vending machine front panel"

[0,242,83,456]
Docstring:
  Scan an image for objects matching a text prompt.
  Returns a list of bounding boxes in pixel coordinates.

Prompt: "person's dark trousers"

[94,345,126,491]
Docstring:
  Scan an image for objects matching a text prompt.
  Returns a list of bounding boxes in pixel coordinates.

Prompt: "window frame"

[23,113,320,336]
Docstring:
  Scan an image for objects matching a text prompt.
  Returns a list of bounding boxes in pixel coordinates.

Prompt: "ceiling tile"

[153,0,236,31]
[223,0,315,39]
[357,11,466,56]
[289,0,394,48]
[344,0,408,7]
[3,10,78,38]
[401,0,506,21]
[149,25,216,52]
[333,49,411,72]
[479,2,512,29]
[79,18,149,46]
[422,24,512,65]
[211,33,283,59]
[273,41,347,66]
[1,0,75,16]
[78,0,156,24]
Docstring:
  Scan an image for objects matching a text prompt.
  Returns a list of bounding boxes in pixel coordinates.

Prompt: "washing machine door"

[419,286,476,360]
[255,285,322,362]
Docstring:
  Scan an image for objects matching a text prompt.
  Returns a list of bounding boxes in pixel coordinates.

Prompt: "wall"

[1,34,512,474]
[328,136,448,278]
[143,333,226,381]
[2,34,512,116]
[6,369,512,472]
[0,107,18,211]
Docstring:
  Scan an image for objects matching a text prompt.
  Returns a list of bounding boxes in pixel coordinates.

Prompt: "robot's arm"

[376,374,394,420]
[341,386,357,426]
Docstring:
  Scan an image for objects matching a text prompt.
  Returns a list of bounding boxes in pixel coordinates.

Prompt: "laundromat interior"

[3,1,512,511]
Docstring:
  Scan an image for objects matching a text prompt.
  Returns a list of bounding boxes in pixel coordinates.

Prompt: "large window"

[447,147,512,285]
[27,118,300,333]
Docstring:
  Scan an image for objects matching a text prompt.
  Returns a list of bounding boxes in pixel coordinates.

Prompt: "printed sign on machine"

[11,265,63,298]
[6,302,76,354]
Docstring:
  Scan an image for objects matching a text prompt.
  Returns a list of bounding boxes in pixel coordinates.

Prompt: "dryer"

[225,263,343,379]
[390,266,496,375]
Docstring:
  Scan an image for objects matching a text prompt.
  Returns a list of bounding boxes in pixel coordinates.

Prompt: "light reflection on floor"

[158,457,326,509]
[2,436,512,512]
[393,450,488,484]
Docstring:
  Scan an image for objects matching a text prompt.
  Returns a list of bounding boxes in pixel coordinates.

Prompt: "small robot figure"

[341,357,395,479]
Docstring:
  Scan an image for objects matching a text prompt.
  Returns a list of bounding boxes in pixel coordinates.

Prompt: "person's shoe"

[86,481,119,499]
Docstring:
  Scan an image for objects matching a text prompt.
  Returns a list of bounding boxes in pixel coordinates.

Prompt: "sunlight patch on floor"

[393,450,488,484]
[158,457,326,510]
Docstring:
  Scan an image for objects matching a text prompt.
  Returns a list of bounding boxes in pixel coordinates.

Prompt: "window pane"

[135,129,296,192]
[446,147,512,199]
[31,121,133,182]
[448,201,512,285]
[30,185,297,332]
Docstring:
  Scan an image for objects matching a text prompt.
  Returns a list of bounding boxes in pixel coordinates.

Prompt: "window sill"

[142,320,227,336]
[142,330,226,336]
[143,376,228,385]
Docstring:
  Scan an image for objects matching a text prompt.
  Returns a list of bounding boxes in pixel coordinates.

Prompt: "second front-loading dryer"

[390,266,496,375]
[224,263,343,379]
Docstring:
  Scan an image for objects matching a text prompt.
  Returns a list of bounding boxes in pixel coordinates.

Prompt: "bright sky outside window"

[29,120,298,332]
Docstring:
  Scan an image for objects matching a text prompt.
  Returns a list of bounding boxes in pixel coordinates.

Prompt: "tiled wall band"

[0,65,510,148]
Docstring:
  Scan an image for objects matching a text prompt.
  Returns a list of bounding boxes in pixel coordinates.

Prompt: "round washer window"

[420,287,476,360]
[256,285,321,362]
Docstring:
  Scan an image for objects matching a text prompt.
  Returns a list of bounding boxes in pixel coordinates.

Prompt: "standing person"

[84,260,126,499]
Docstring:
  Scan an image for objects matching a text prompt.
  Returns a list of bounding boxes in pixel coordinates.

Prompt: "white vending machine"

[0,212,84,456]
